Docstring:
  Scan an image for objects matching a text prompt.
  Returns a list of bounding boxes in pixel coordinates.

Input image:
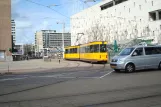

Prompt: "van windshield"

[119,48,134,56]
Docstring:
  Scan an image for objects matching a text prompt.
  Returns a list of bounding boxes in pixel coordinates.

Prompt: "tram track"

[0,83,161,104]
[0,62,106,98]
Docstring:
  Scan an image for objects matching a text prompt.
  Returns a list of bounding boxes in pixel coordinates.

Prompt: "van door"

[129,47,145,70]
[144,47,160,69]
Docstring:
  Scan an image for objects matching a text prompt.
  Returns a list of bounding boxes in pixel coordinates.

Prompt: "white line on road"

[0,77,28,82]
[78,77,99,79]
[0,70,114,82]
[32,76,98,79]
[99,70,114,78]
[35,76,76,78]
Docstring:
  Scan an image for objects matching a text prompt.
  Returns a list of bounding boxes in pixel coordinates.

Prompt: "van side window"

[145,47,161,55]
[133,48,143,56]
[155,47,161,54]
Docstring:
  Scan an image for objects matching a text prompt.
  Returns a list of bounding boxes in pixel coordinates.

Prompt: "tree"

[23,44,32,56]
[86,21,105,42]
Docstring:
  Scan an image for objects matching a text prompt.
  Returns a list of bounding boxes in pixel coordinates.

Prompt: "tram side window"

[83,47,86,53]
[70,48,73,53]
[80,47,83,53]
[73,48,75,53]
[84,46,86,53]
[65,49,68,54]
[73,48,77,53]
[86,46,90,53]
[75,48,77,53]
[85,46,87,53]
[94,45,99,52]
[90,45,94,53]
[80,47,82,53]
[80,47,85,53]
[68,49,70,53]
[100,44,107,52]
[76,48,78,53]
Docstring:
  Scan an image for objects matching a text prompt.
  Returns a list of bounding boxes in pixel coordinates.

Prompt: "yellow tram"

[64,41,108,63]
[64,45,80,60]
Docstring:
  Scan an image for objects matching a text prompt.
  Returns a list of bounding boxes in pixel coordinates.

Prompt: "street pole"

[62,23,65,59]
[57,21,65,59]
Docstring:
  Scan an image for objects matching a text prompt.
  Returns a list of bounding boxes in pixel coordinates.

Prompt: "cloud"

[11,0,22,19]
[33,20,50,31]
[15,20,32,29]
[12,0,101,44]
[12,0,21,4]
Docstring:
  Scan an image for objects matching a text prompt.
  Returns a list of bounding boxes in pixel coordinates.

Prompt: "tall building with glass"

[35,30,71,52]
[11,20,16,44]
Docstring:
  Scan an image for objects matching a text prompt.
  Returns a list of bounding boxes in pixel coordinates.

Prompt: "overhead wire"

[78,0,96,12]
[25,0,70,19]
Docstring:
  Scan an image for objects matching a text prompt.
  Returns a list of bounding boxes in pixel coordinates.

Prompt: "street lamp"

[47,4,65,59]
[76,33,84,45]
[57,21,65,59]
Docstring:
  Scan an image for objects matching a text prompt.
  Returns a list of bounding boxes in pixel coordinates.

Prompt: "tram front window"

[100,44,107,52]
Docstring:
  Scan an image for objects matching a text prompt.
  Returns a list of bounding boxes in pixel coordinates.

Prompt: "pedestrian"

[59,59,60,64]
[26,55,28,60]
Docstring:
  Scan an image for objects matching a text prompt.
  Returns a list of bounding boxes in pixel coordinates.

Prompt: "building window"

[149,12,156,21]
[160,25,161,30]
[134,16,136,20]
[100,1,113,10]
[152,1,153,6]
[134,2,135,7]
[115,0,128,5]
[159,11,161,20]
[139,5,141,10]
[145,0,147,3]
[153,31,155,36]
[129,8,130,13]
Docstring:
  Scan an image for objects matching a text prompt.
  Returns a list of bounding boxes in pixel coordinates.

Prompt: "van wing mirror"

[132,52,137,56]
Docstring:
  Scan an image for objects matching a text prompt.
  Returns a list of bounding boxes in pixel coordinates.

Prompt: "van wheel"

[125,64,135,73]
[114,69,120,72]
[158,62,161,70]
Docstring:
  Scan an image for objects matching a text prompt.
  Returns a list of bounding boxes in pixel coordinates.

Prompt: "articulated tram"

[64,41,108,63]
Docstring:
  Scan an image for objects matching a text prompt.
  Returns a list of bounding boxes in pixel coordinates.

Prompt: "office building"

[35,30,71,53]
[11,20,16,43]
[71,0,161,45]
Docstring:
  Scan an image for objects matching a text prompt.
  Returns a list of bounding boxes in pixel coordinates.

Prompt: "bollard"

[8,63,9,73]
[91,61,93,66]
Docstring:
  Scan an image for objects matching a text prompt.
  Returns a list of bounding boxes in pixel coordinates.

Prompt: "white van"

[110,46,161,72]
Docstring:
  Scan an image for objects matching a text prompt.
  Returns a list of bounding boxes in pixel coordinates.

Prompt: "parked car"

[110,45,161,72]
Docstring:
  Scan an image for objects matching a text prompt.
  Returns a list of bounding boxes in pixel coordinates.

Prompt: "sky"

[11,0,101,44]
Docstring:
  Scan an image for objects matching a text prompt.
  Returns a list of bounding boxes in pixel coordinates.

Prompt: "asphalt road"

[0,64,161,107]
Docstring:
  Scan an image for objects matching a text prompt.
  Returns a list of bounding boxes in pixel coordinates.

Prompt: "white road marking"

[78,77,99,79]
[99,70,114,78]
[35,75,59,78]
[0,77,28,82]
[35,76,76,78]
[0,70,114,82]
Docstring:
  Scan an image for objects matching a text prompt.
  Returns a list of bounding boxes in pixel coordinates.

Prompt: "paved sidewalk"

[0,59,92,74]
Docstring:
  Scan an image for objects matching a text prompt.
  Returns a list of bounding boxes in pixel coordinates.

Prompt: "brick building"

[0,0,12,61]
